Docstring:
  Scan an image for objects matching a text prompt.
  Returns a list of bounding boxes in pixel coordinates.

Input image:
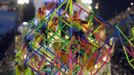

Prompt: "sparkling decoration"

[16,0,134,75]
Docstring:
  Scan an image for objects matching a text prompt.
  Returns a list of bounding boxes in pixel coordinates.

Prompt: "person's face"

[38,6,46,16]
[73,11,78,18]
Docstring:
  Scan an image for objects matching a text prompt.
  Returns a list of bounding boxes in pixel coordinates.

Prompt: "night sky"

[23,3,35,21]
[95,0,133,19]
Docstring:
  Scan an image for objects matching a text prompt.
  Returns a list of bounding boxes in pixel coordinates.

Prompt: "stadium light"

[82,0,92,4]
[17,0,30,5]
